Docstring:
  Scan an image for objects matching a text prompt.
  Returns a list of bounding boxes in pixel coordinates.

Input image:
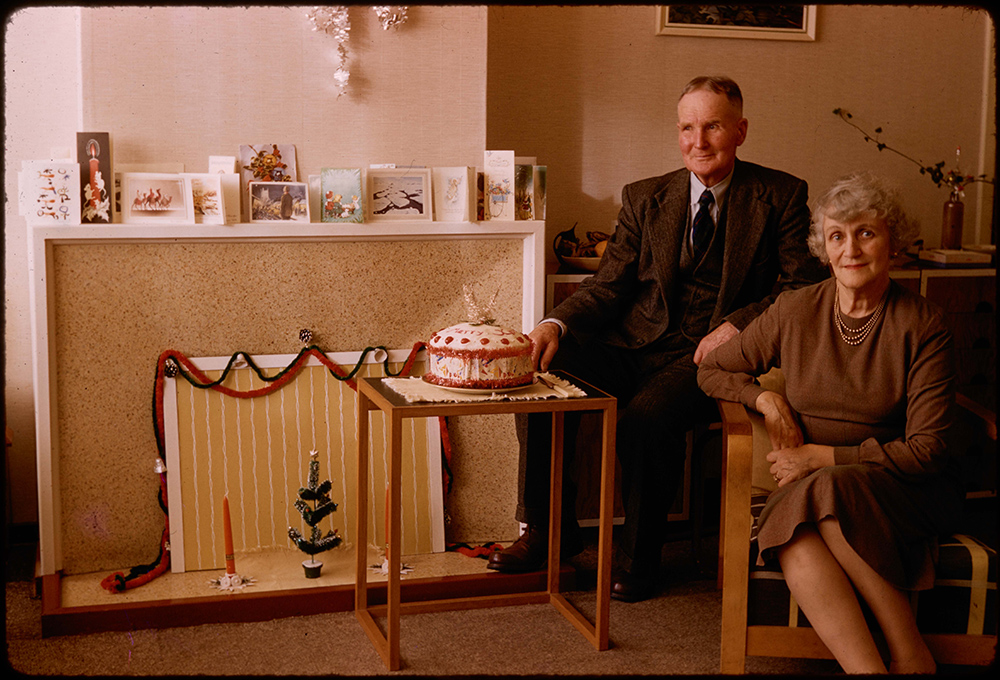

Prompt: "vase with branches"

[833,108,993,248]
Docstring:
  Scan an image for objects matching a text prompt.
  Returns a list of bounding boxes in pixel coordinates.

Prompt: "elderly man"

[487,75,827,602]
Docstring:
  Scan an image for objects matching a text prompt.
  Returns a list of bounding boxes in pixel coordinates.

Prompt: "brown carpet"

[6,533,851,676]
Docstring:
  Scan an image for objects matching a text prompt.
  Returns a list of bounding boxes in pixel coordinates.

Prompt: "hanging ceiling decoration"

[306,6,410,98]
[372,6,409,31]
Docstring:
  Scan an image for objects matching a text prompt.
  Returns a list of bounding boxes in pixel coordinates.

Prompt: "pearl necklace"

[834,287,887,346]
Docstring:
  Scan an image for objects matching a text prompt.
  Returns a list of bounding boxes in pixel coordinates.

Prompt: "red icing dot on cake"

[445,336,453,344]
[501,338,509,345]
[480,338,490,345]
[461,338,470,344]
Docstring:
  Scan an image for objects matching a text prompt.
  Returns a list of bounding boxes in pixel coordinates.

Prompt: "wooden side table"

[354,372,617,670]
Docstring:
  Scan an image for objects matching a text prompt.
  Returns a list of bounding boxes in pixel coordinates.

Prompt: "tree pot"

[302,559,323,578]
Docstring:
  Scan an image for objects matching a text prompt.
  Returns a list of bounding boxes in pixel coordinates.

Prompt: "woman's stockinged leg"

[777,524,887,673]
[816,517,935,674]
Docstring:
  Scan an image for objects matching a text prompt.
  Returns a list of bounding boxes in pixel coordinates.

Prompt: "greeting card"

[239,144,297,220]
[320,168,364,223]
[483,150,515,220]
[432,166,474,222]
[77,132,112,223]
[533,165,547,221]
[182,173,227,225]
[514,164,534,220]
[22,161,81,224]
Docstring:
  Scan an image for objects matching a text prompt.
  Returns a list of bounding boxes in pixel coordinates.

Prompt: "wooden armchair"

[717,370,997,673]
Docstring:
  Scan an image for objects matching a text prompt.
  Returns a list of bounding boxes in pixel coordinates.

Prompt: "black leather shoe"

[610,568,657,603]
[487,524,585,573]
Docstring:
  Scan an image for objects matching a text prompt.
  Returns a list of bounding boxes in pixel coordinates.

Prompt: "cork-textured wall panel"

[52,238,523,574]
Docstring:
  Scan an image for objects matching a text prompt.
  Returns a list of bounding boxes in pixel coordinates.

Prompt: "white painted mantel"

[29,220,545,576]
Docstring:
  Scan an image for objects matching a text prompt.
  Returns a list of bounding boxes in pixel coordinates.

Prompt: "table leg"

[547,411,564,595]
[385,412,403,670]
[546,406,615,650]
[354,387,400,669]
[355,389,370,611]
[594,404,616,650]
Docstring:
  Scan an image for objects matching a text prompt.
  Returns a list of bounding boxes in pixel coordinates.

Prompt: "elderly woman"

[698,171,962,674]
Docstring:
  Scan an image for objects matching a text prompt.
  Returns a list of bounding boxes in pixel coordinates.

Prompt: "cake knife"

[536,373,572,398]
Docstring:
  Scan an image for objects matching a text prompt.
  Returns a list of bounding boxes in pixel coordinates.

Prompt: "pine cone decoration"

[299,328,314,346]
[163,358,179,378]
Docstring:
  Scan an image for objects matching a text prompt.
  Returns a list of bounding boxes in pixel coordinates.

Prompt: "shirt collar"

[689,169,734,212]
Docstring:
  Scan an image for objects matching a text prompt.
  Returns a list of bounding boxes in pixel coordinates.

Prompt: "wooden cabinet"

[918,269,996,392]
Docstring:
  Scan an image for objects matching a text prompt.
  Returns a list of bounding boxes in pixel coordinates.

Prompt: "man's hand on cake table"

[529,322,561,371]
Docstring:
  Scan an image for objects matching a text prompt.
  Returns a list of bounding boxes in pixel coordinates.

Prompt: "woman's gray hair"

[807,171,919,264]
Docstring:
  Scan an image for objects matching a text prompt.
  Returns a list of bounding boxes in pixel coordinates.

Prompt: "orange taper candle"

[223,495,236,575]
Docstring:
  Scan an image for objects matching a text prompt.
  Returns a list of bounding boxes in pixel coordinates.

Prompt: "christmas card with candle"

[77,132,112,223]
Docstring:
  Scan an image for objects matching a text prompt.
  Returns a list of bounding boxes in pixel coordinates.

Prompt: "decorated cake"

[425,323,534,389]
[424,286,534,390]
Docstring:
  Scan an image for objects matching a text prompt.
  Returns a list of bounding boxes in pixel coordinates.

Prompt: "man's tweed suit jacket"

[550,159,824,349]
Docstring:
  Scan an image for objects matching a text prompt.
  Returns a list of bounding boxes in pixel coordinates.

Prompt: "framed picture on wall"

[655,5,817,41]
[120,173,195,224]
[248,181,310,223]
[367,168,433,221]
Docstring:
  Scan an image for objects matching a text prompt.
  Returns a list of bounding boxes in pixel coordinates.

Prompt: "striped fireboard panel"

[162,348,444,573]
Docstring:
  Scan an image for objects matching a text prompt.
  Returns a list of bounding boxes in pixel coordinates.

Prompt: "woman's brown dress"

[698,278,963,590]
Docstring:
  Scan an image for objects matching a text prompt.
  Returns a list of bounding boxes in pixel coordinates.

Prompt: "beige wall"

[5,8,83,526]
[487,5,995,253]
[5,5,997,535]
[80,5,488,173]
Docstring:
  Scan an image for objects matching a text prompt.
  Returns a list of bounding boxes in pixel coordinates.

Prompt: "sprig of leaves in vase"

[833,108,993,193]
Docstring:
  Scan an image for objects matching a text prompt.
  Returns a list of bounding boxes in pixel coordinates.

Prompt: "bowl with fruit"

[553,223,611,272]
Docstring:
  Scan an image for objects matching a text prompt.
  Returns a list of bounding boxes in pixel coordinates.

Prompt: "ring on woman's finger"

[773,474,779,482]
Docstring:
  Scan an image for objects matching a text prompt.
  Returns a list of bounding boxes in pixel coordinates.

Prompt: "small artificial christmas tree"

[288,450,342,578]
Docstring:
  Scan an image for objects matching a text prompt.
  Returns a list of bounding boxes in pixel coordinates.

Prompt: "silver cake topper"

[463,285,499,326]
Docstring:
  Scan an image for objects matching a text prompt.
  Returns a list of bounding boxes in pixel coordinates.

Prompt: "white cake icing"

[425,322,534,389]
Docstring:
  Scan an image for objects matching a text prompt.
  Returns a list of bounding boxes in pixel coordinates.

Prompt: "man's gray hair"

[679,75,744,114]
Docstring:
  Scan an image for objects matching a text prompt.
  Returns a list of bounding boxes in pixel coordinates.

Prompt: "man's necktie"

[692,189,715,258]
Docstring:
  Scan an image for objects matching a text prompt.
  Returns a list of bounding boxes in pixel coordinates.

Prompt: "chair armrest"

[717,398,756,672]
[718,399,755,550]
[718,398,753,438]
[956,393,996,442]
